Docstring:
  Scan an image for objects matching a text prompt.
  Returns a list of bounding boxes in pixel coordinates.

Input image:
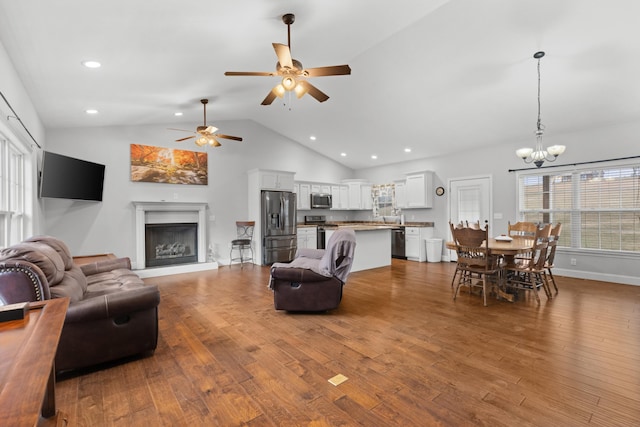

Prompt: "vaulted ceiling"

[1,0,639,169]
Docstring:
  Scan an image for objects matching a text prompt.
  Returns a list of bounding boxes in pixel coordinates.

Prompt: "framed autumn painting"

[130,144,208,185]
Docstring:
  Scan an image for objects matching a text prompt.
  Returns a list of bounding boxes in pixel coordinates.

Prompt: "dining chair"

[465,220,482,229]
[505,223,552,304]
[449,221,504,307]
[508,221,537,238]
[544,222,563,294]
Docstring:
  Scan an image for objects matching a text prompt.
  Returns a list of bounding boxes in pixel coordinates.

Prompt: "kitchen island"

[325,225,392,272]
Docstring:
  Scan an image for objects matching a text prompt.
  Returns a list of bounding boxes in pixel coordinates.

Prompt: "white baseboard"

[134,261,218,278]
[553,268,640,286]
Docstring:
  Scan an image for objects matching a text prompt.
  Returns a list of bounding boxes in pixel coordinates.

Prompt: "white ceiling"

[1,0,639,169]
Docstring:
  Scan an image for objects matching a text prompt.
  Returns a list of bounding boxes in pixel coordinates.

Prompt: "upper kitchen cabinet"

[254,169,295,191]
[310,184,332,194]
[344,179,372,210]
[293,182,311,210]
[331,184,349,210]
[404,171,434,209]
[394,179,406,209]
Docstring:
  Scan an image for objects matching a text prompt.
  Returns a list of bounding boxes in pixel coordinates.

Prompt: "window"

[517,163,640,252]
[0,138,26,247]
[372,184,396,217]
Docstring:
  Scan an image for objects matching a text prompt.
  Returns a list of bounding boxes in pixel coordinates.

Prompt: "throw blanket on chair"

[268,228,356,289]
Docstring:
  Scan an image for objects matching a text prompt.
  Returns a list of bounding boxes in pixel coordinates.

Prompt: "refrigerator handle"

[280,195,284,230]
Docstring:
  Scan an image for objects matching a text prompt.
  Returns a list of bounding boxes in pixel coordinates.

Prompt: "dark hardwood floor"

[55,260,640,426]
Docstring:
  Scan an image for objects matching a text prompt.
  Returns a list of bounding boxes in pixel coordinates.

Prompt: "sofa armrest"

[0,260,51,302]
[79,257,132,276]
[64,285,160,323]
[270,266,338,283]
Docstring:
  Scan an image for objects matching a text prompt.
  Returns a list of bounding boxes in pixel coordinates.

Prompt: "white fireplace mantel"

[132,201,212,275]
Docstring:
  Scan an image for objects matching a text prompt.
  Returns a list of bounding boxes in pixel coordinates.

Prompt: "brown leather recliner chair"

[269,228,356,311]
[0,235,160,372]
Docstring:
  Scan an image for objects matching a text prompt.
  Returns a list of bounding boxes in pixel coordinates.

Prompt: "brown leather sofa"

[0,235,160,372]
[269,228,356,311]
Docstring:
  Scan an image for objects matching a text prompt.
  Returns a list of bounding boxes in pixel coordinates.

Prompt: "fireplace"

[145,223,198,267]
[133,201,210,273]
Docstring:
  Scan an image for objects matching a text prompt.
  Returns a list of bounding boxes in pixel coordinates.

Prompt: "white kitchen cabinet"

[361,184,372,210]
[255,170,295,191]
[394,180,406,209]
[344,179,372,210]
[339,185,349,209]
[347,182,361,209]
[294,182,311,210]
[297,227,317,249]
[405,226,434,261]
[331,185,349,210]
[405,171,433,208]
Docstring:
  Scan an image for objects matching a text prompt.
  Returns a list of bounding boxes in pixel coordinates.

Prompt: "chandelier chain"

[537,57,543,132]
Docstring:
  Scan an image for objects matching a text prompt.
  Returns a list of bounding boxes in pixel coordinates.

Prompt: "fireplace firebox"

[145,223,198,267]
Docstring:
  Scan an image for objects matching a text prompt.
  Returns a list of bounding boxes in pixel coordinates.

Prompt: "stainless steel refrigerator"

[261,190,297,265]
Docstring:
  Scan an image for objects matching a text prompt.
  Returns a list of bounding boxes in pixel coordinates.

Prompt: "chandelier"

[516,51,565,168]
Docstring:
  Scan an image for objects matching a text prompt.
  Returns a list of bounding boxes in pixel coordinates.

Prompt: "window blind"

[517,163,640,252]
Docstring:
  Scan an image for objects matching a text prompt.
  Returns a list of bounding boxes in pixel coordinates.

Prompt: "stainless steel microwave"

[311,193,332,209]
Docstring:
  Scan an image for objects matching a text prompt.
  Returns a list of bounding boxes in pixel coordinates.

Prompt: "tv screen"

[39,151,105,201]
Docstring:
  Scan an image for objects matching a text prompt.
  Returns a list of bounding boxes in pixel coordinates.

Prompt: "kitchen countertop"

[297,221,434,230]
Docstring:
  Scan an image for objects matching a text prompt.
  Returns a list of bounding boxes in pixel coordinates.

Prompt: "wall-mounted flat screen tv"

[39,151,105,201]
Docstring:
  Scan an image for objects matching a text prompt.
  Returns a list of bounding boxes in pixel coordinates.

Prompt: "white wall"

[43,120,354,262]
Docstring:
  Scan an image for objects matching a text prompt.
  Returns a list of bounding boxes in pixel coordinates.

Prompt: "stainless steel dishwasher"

[391,227,406,259]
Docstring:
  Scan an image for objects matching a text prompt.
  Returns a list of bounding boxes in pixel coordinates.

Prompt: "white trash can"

[426,238,443,262]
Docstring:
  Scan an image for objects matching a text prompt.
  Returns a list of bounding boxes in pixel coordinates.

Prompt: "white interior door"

[448,176,492,260]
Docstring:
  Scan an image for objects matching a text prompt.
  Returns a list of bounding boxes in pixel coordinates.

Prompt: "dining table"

[446,236,536,302]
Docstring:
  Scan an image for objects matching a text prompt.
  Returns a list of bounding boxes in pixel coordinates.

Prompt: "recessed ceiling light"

[340,152,347,157]
[309,135,317,141]
[371,155,378,160]
[404,148,412,153]
[174,112,183,116]
[85,109,99,114]
[82,61,101,68]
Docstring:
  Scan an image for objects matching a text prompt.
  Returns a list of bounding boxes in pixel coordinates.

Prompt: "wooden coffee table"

[0,298,69,426]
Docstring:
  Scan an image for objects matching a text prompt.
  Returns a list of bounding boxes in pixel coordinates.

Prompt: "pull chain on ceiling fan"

[224,13,351,105]
[168,99,243,147]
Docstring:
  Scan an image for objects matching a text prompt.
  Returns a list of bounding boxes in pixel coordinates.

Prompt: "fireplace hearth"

[145,223,197,267]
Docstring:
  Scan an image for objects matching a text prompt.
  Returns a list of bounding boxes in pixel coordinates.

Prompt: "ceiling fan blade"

[175,136,196,142]
[273,43,293,69]
[261,89,279,105]
[168,128,195,133]
[225,71,276,76]
[298,80,329,102]
[216,134,243,142]
[304,65,352,77]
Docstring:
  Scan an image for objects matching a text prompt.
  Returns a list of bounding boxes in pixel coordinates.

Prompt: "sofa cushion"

[85,269,146,298]
[26,235,74,269]
[0,242,65,286]
[25,235,88,300]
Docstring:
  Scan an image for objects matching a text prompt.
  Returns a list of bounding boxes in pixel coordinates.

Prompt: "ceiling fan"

[169,99,243,147]
[224,13,351,105]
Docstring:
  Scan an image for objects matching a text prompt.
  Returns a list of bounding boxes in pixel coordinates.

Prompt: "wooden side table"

[0,298,69,426]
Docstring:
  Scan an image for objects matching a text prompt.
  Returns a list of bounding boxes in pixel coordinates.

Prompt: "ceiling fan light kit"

[224,13,351,105]
[516,51,566,168]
